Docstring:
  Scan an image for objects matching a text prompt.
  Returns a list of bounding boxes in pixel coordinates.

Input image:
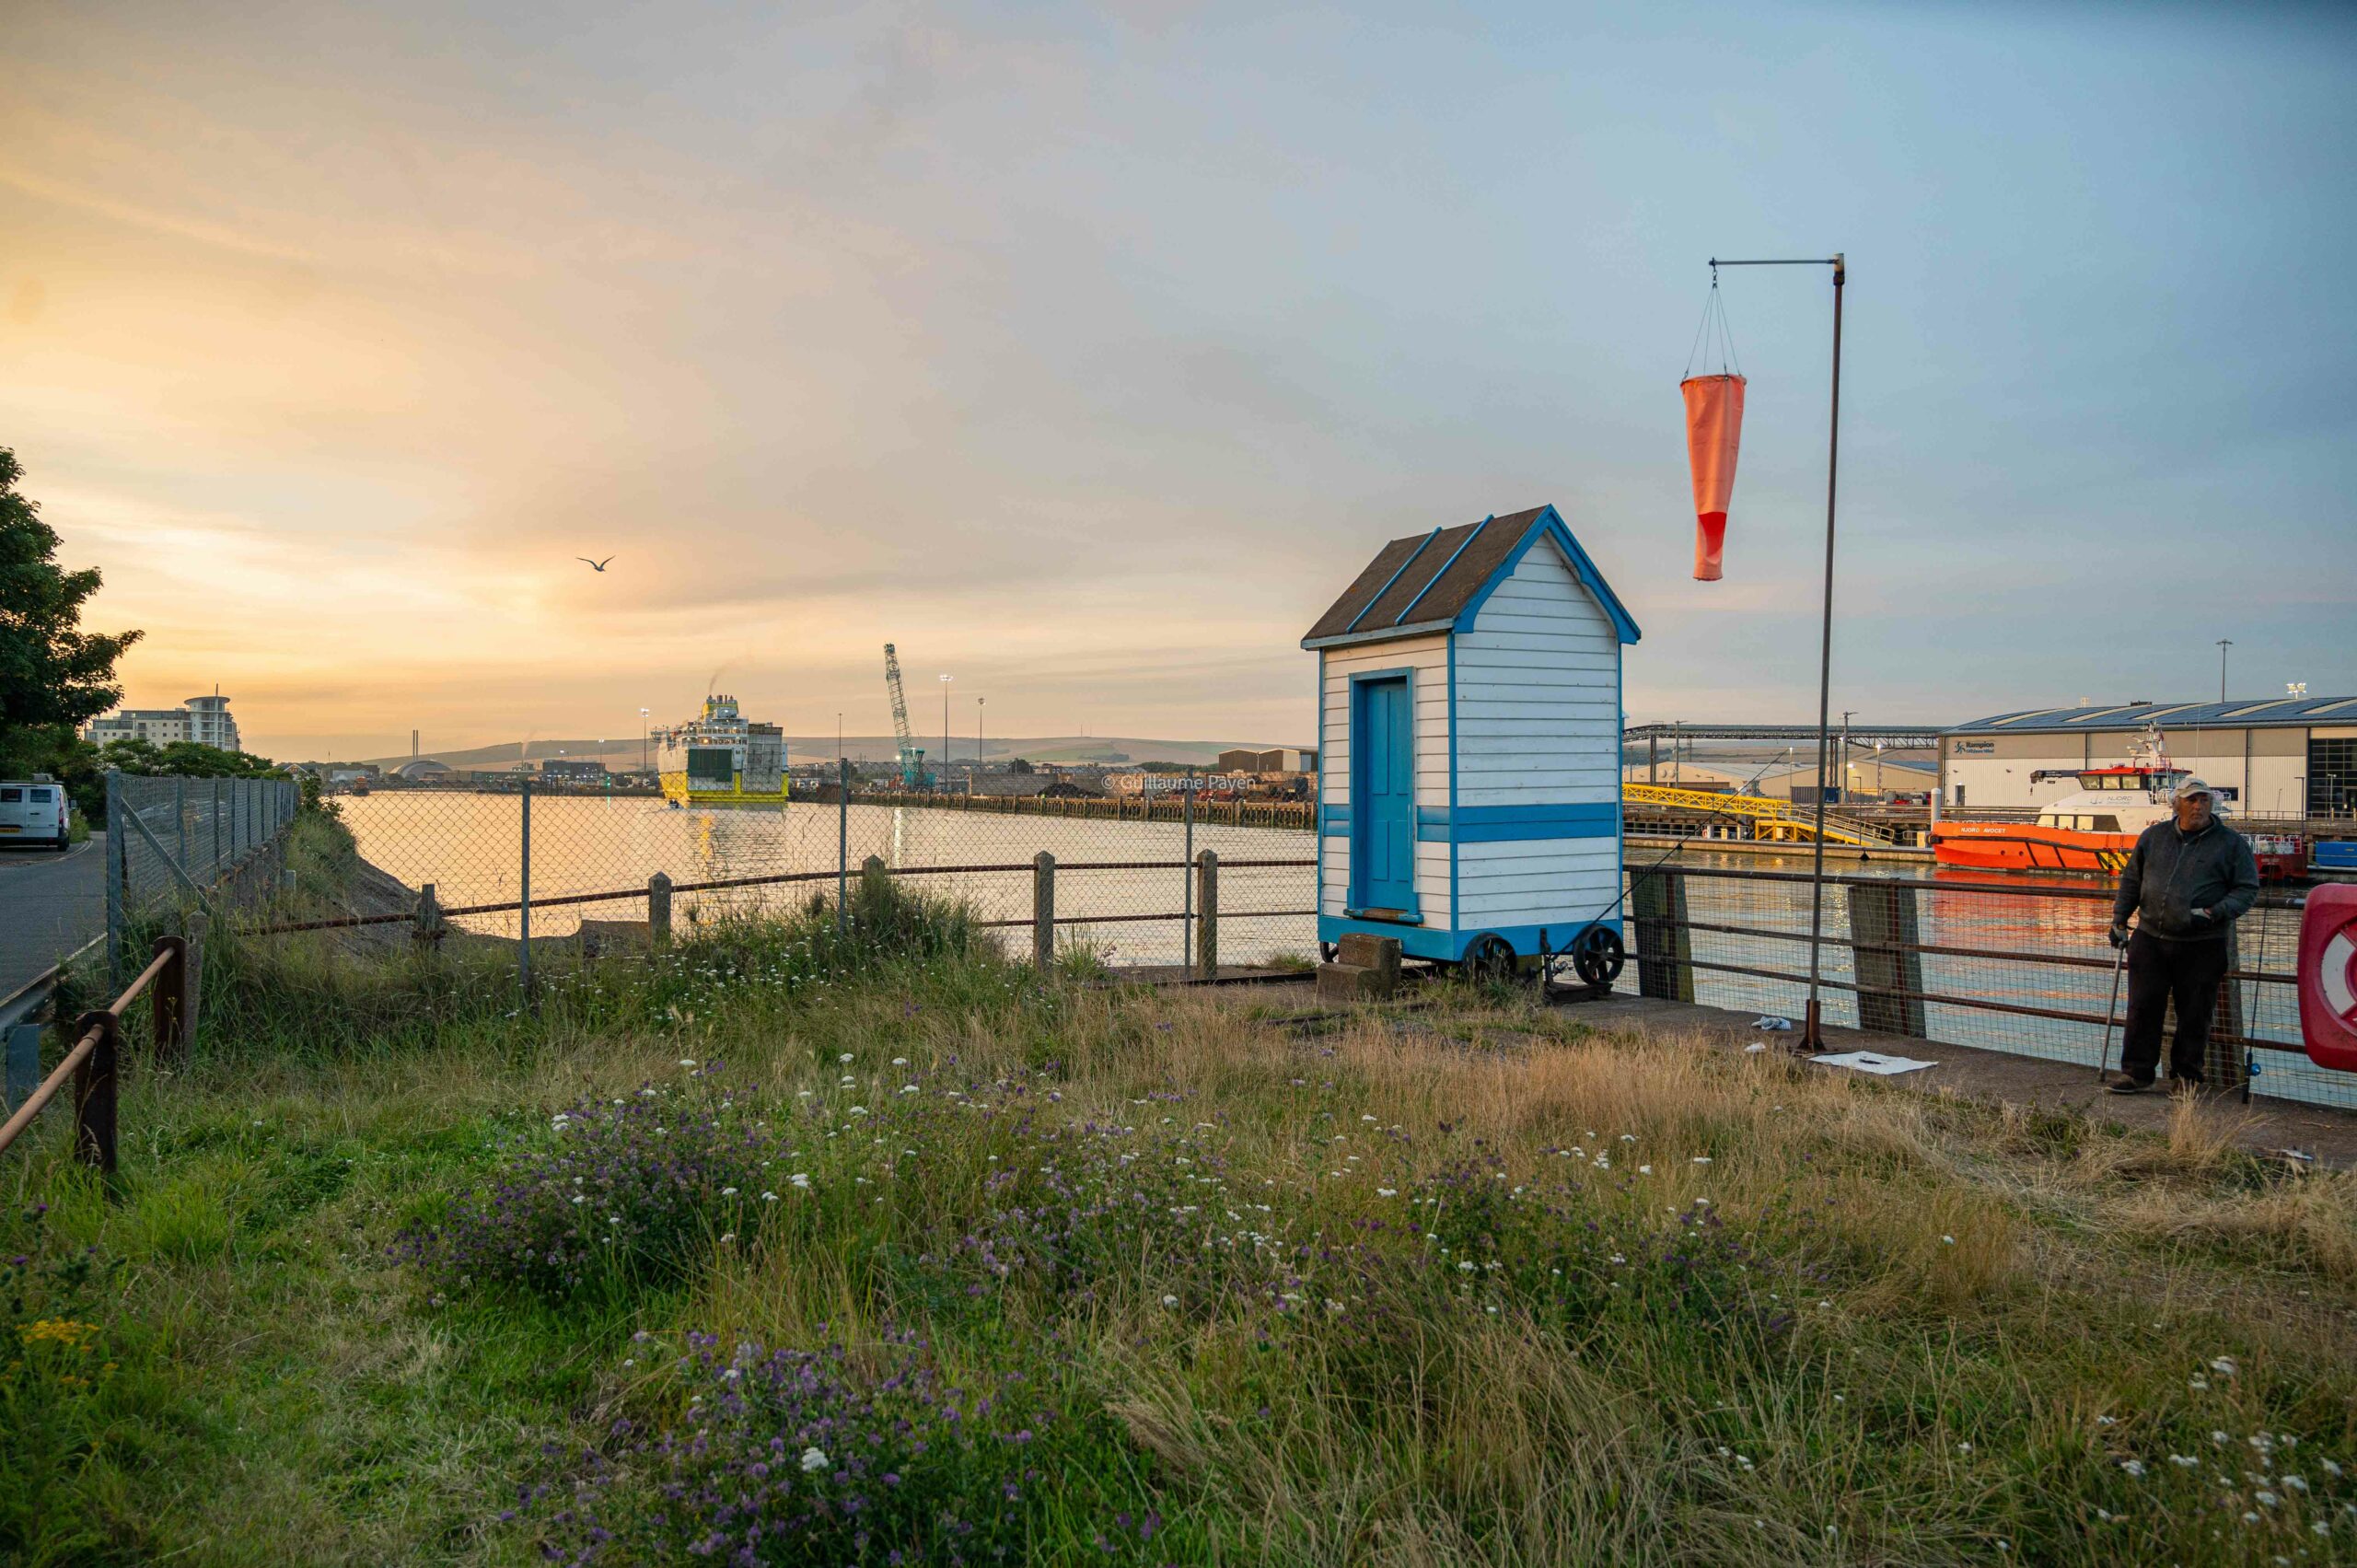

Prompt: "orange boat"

[1933,731,2307,879]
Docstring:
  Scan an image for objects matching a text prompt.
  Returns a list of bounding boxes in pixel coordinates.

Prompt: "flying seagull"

[577,555,615,573]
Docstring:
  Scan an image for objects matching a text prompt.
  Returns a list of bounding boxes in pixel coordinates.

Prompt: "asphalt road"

[0,836,106,1000]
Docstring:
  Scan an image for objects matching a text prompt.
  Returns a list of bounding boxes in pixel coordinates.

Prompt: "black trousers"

[2118,931,2230,1085]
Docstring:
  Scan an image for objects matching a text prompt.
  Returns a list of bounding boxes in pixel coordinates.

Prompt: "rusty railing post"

[73,1010,119,1175]
[152,935,189,1068]
[1033,852,1056,971]
[1194,849,1218,981]
[1847,881,1926,1038]
[414,882,441,947]
[1631,867,1694,1004]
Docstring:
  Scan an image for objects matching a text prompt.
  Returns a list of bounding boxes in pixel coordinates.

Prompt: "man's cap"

[2172,776,2214,803]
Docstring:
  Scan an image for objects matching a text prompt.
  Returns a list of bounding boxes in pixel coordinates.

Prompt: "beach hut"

[1301,505,1641,978]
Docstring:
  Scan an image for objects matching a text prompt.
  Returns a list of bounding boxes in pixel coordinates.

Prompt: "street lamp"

[939,675,953,794]
[2217,638,2233,703]
[976,696,986,792]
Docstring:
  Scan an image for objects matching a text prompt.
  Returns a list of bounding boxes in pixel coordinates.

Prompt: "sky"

[5,0,2353,762]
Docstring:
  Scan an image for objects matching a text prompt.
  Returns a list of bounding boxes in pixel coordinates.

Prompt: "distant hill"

[358,735,1303,770]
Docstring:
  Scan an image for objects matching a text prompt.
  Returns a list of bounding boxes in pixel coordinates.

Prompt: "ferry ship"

[1932,730,2306,878]
[654,694,789,807]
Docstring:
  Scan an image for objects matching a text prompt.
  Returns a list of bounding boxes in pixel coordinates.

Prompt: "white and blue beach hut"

[1301,505,1641,975]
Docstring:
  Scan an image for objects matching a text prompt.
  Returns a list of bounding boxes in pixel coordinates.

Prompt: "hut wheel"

[1572,925,1625,988]
[1463,934,1517,981]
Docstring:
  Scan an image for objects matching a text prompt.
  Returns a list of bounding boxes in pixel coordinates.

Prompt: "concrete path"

[0,837,106,1000]
[1576,992,2357,1168]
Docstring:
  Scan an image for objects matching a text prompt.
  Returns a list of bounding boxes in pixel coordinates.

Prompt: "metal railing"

[0,936,187,1175]
[242,852,1318,980]
[1624,863,2337,1107]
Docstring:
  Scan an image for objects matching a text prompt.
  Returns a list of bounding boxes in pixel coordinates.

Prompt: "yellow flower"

[17,1318,101,1351]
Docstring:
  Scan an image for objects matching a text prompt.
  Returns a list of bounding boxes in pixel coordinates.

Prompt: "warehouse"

[1938,696,2357,818]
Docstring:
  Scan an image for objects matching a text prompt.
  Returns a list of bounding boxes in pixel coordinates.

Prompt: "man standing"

[2107,776,2260,1094]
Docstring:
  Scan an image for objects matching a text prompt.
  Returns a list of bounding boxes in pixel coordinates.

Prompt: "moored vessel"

[655,694,789,807]
[1933,729,2305,878]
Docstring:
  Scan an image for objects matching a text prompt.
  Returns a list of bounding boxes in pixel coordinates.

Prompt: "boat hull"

[1933,823,2307,879]
[658,769,790,807]
[1933,824,2132,874]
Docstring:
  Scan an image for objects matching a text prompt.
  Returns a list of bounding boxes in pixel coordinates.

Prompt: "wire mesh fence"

[1627,859,2338,1110]
[192,774,2351,1114]
[249,779,1322,972]
[106,772,302,977]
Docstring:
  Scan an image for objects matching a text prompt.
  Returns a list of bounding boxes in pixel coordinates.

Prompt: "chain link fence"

[242,775,1320,974]
[191,774,2352,1115]
[1626,854,2336,1110]
[106,772,302,980]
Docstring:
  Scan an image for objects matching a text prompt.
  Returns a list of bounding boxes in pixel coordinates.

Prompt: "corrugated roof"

[1302,507,1550,643]
[1947,697,2357,733]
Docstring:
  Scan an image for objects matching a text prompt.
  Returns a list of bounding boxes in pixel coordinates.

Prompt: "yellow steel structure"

[1620,782,1894,846]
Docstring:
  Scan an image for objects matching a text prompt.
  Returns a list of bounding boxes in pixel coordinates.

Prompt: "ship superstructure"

[655,694,789,807]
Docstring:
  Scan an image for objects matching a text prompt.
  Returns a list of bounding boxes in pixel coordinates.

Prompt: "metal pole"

[518,778,532,1000]
[1182,781,1195,976]
[105,771,125,985]
[2216,638,2232,703]
[1803,257,1845,1047]
[837,757,850,935]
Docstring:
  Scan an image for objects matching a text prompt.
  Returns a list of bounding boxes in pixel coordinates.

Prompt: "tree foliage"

[0,447,142,747]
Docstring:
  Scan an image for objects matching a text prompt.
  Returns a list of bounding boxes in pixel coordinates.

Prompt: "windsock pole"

[1711,253,1845,1049]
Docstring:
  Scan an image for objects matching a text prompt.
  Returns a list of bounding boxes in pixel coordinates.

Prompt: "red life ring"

[2298,884,2357,1074]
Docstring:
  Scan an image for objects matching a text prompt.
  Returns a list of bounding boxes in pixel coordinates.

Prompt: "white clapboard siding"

[1456,838,1619,925]
[1453,540,1620,812]
[1319,633,1447,923]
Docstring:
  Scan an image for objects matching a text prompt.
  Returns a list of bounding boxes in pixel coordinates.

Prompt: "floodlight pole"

[1710,253,1844,1049]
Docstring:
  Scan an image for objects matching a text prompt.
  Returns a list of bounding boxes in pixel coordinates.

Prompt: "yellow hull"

[659,769,791,807]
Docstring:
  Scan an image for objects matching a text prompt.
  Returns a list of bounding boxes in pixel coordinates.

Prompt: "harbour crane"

[882,644,929,788]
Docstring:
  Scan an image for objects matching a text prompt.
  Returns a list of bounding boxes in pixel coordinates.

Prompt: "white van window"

[29,787,52,803]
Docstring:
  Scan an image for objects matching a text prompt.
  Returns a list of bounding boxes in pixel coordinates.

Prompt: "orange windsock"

[1680,373,1746,581]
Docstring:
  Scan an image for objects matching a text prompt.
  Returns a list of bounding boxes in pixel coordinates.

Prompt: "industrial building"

[1215,747,1318,774]
[1939,696,2357,818]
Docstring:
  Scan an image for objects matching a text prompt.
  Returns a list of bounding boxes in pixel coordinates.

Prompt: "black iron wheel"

[1463,934,1517,981]
[1572,925,1625,988]
[1318,941,1337,965]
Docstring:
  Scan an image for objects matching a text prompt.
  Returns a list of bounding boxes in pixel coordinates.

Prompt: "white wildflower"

[839,1053,853,1063]
[2211,1356,2238,1376]
[1376,1188,1398,1198]
[800,1446,830,1472]
[1162,1295,1178,1307]
[2120,1459,2146,1477]
[721,1187,738,1196]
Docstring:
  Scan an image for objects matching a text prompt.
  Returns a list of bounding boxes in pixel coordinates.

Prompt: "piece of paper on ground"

[1811,1051,1939,1076]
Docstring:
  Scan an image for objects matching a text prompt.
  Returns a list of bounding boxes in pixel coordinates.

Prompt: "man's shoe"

[2107,1076,2155,1096]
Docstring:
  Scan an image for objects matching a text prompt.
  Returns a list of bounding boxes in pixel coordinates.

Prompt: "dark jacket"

[2111,816,2259,941]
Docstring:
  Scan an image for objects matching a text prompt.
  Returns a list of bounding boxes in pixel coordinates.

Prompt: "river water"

[333,794,2338,1111]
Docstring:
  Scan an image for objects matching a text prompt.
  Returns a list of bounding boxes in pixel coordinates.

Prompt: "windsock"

[1679,373,1746,581]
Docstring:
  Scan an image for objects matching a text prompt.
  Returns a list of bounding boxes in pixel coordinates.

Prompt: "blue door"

[1351,677,1415,912]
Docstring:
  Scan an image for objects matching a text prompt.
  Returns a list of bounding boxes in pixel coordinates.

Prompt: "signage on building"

[1953,739,1995,755]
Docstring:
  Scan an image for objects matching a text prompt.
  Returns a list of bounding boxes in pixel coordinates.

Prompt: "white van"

[0,779,72,849]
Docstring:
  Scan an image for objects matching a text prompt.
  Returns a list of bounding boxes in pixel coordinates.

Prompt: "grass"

[4,902,2356,1565]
